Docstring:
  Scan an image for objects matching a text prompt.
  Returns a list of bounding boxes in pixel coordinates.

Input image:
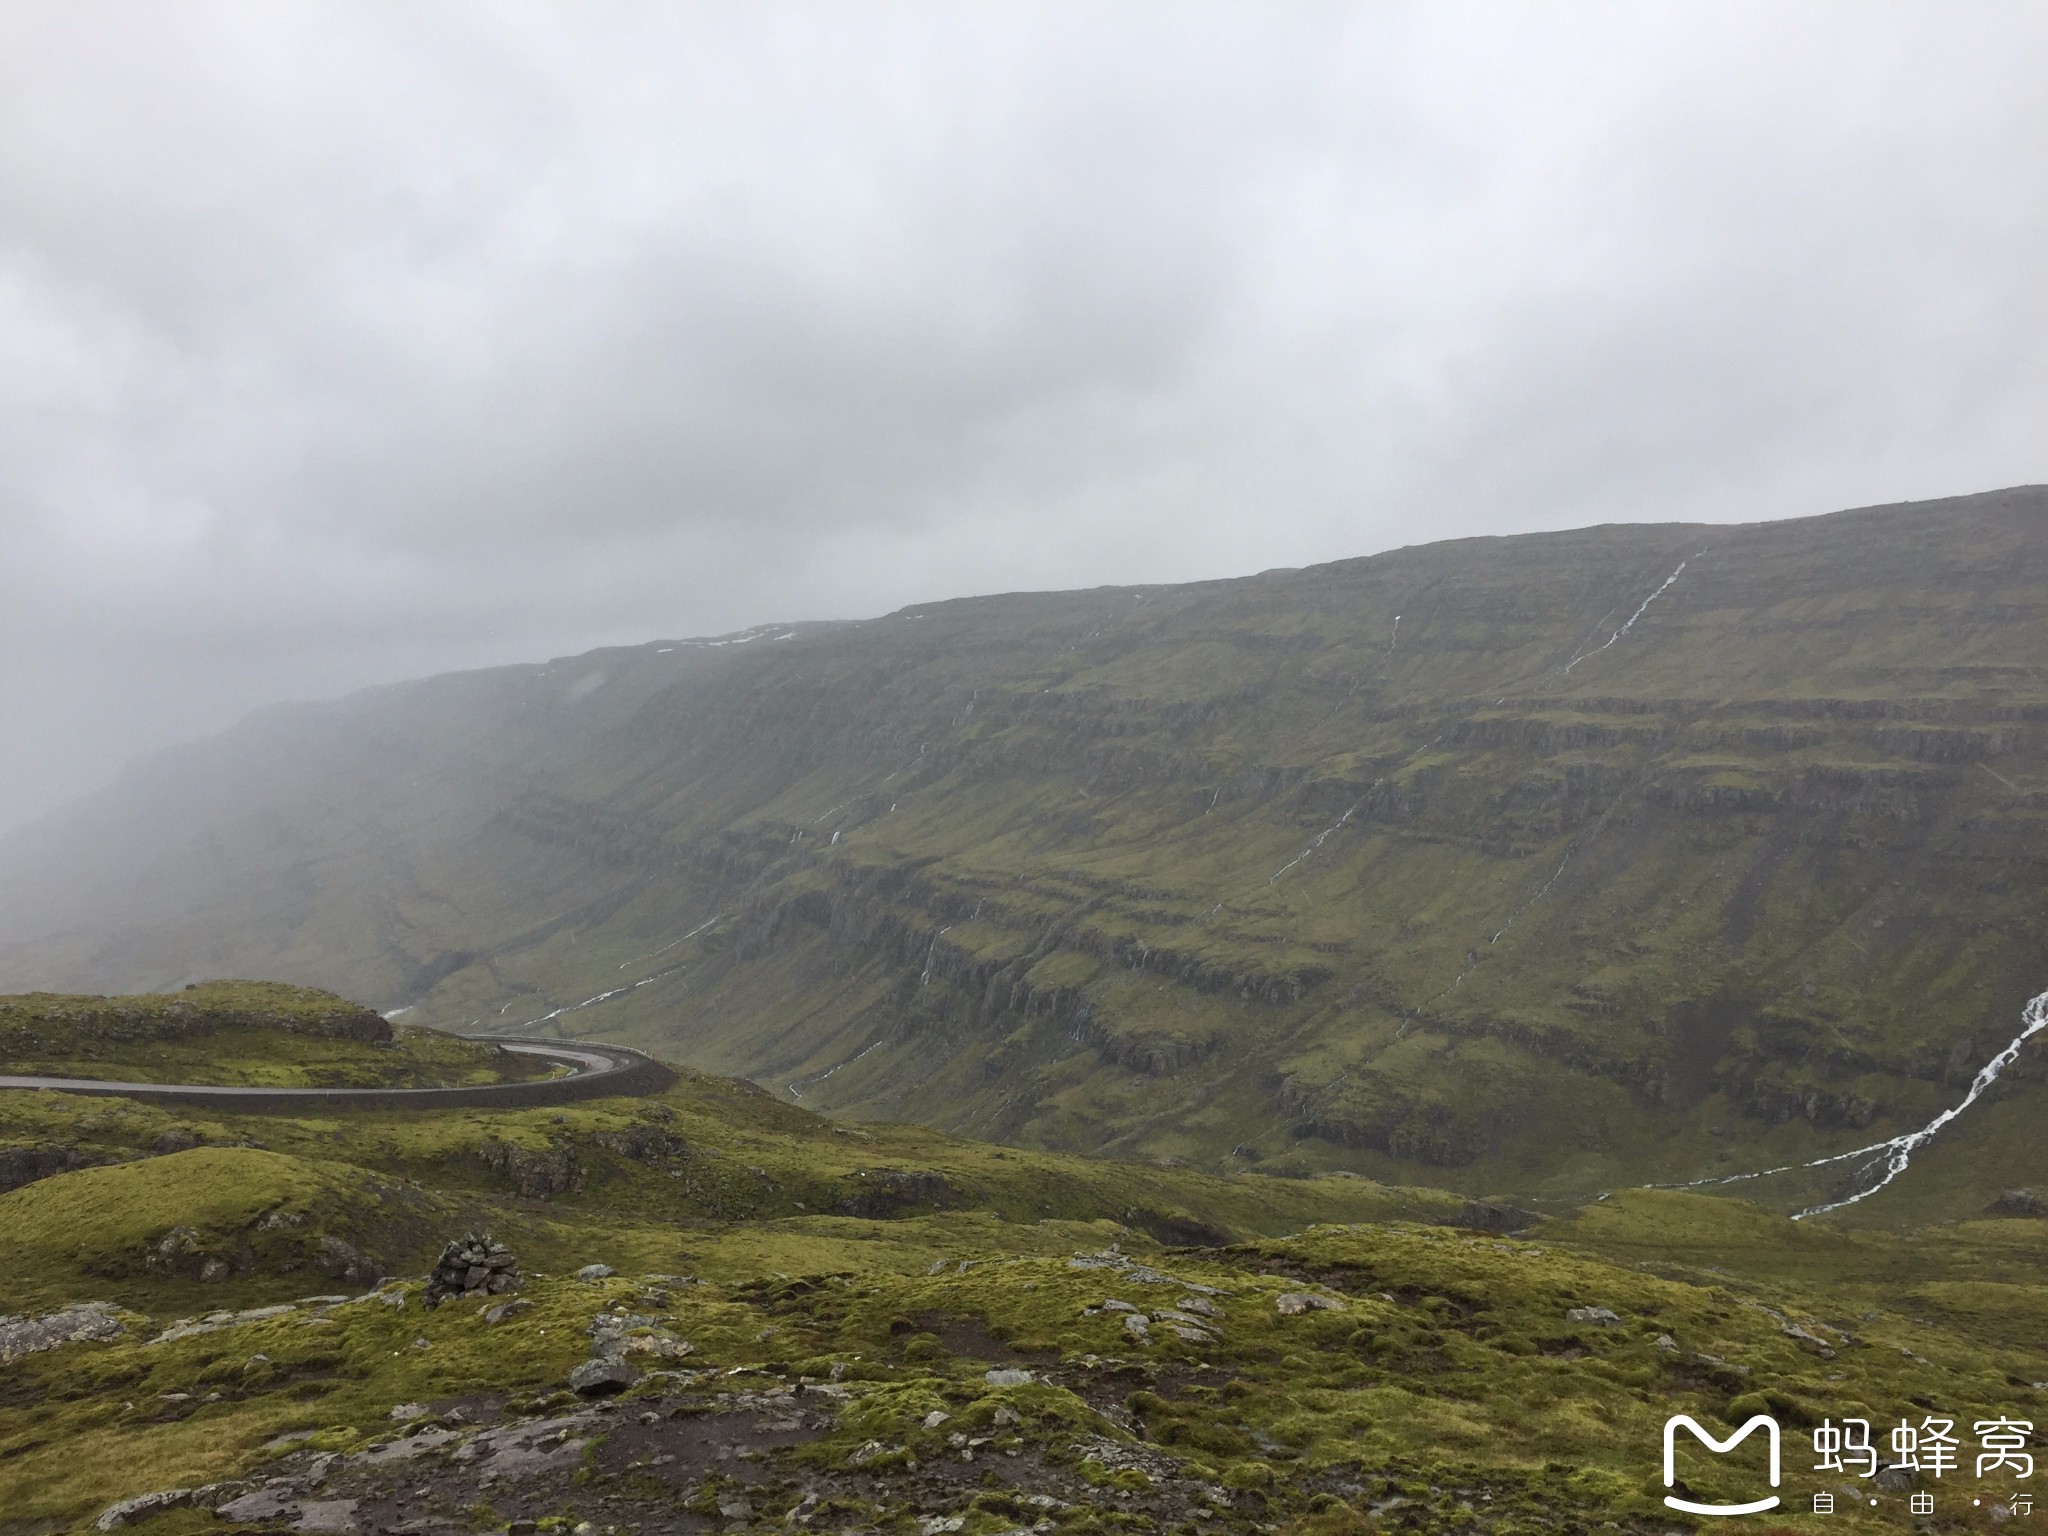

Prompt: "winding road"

[0,1037,677,1113]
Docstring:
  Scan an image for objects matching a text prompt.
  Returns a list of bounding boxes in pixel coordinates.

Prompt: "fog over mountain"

[4,3,2047,832]
[7,486,2048,1205]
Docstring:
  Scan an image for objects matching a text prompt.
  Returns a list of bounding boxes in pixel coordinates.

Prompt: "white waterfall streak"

[524,984,630,1027]
[1403,805,1619,1035]
[920,925,955,985]
[1651,988,2048,1218]
[519,958,705,1029]
[787,1039,885,1101]
[1268,799,1364,884]
[1791,987,2048,1218]
[1562,557,1690,674]
[503,912,725,1026]
[616,912,722,970]
[877,744,928,787]
[1490,846,1576,945]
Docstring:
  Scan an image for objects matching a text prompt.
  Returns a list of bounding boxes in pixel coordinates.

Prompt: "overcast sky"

[2,2,2045,832]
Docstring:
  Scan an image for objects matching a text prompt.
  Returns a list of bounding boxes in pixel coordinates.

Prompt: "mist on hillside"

[3,4,2047,835]
[12,17,2048,1531]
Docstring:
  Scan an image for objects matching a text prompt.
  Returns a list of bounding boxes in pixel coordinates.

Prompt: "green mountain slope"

[5,488,2048,1204]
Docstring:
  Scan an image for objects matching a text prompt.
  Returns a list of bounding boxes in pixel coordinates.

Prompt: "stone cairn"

[422,1231,520,1308]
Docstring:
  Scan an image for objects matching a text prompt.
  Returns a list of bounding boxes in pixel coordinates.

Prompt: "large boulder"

[569,1356,639,1396]
[0,1302,126,1361]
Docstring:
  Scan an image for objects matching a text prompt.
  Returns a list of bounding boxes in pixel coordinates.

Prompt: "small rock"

[215,1488,298,1523]
[1176,1295,1222,1318]
[921,1410,951,1430]
[1654,1334,1679,1353]
[622,1332,692,1359]
[984,1367,1035,1387]
[919,1518,965,1535]
[233,1305,296,1324]
[0,1302,127,1361]
[846,1439,892,1467]
[575,1263,615,1281]
[1100,1299,1138,1313]
[95,1489,194,1531]
[1565,1306,1622,1328]
[569,1356,640,1396]
[482,1299,533,1325]
[389,1403,431,1421]
[1123,1313,1151,1341]
[1276,1292,1345,1316]
[716,1496,755,1519]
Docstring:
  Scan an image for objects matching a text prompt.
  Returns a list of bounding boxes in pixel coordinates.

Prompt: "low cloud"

[2,2,2044,828]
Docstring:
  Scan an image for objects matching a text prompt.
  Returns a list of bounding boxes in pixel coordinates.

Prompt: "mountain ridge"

[5,485,2048,1211]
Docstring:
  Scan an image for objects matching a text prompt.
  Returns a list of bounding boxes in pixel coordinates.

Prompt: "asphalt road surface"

[0,1037,677,1112]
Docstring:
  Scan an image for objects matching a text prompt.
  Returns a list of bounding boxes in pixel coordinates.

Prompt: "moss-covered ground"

[5,1057,2046,1534]
[0,984,547,1089]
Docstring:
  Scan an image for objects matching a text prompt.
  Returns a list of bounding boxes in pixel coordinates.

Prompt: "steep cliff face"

[5,488,2048,1196]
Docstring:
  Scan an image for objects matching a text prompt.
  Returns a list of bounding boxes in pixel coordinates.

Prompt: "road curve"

[0,1037,677,1114]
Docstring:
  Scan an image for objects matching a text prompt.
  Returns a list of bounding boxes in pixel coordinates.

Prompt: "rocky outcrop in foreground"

[421,1232,520,1307]
[0,1301,125,1361]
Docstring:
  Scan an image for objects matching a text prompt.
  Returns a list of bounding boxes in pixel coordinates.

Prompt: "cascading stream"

[786,1039,885,1101]
[1561,554,1694,674]
[1650,987,2048,1218]
[1267,800,1363,884]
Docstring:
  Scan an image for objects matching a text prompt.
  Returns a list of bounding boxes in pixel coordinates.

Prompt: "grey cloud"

[2,2,2045,829]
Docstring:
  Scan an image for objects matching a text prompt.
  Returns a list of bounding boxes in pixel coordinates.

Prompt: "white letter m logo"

[1663,1414,1781,1516]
